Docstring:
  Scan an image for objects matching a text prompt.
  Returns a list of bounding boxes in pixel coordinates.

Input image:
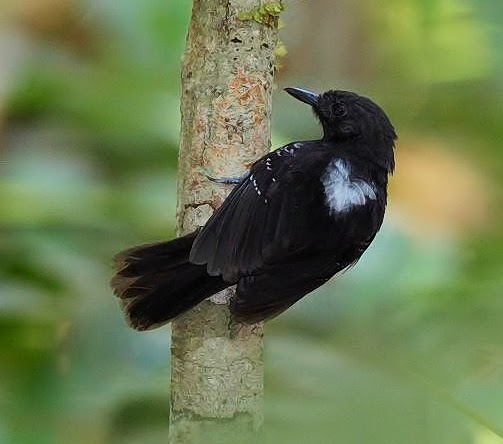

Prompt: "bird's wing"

[189,142,328,282]
[232,230,379,323]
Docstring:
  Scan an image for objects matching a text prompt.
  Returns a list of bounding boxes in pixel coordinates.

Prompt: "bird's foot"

[206,173,247,185]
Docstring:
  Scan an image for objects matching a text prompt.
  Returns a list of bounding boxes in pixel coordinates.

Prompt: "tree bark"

[168,1,279,442]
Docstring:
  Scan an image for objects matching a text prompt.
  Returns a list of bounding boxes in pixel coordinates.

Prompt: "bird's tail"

[111,231,228,330]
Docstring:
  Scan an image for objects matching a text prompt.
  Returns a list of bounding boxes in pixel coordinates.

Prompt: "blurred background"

[1,0,503,443]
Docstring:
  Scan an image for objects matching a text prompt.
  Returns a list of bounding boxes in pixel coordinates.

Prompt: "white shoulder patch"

[321,159,377,215]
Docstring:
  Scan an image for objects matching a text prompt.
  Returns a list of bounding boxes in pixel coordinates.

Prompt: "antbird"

[111,87,397,330]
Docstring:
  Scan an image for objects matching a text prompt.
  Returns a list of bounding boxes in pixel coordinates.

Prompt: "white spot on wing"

[265,157,272,170]
[321,159,377,215]
[252,177,262,197]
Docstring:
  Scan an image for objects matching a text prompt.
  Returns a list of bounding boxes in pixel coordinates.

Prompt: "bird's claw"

[206,174,246,185]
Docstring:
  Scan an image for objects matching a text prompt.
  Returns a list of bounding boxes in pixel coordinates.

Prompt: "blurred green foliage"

[1,0,503,443]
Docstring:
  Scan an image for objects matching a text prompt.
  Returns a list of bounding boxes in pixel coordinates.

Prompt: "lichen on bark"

[168,0,278,443]
[237,2,285,28]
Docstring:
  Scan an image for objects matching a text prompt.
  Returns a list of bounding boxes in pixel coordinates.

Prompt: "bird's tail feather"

[111,231,228,330]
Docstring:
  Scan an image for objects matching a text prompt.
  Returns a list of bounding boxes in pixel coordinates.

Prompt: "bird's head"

[285,87,397,171]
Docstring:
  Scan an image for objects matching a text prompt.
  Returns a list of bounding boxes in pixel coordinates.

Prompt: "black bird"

[111,87,397,330]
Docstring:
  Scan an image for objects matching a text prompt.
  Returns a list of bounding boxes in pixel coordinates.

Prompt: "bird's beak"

[284,87,319,106]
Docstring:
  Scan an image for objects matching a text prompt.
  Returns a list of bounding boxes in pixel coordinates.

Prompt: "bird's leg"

[206,173,248,185]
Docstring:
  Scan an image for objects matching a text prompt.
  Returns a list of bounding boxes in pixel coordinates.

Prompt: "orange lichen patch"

[228,69,267,109]
[389,138,490,238]
[202,70,270,174]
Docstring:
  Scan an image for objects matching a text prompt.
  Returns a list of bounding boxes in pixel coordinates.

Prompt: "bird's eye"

[333,103,347,118]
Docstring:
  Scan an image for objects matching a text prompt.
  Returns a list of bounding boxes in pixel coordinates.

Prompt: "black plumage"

[111,87,397,330]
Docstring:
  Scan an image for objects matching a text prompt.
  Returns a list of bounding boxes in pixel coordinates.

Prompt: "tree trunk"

[168,1,279,442]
